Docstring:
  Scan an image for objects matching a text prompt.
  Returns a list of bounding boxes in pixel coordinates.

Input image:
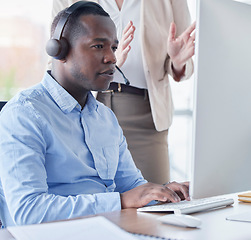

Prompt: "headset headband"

[53,1,88,40]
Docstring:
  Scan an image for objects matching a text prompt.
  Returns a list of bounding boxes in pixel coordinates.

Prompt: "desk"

[1,193,251,240]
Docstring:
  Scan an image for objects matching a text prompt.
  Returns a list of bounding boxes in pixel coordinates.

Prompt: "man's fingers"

[163,186,181,202]
[182,181,190,188]
[139,184,181,205]
[167,181,190,201]
[178,184,190,201]
[154,185,181,203]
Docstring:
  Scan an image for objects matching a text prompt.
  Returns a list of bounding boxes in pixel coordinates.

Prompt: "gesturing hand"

[115,21,135,68]
[167,21,196,73]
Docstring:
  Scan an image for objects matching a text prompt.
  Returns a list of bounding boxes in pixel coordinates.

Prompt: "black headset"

[46,1,130,85]
[46,1,89,60]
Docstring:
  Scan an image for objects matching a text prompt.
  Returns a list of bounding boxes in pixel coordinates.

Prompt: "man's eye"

[93,45,103,49]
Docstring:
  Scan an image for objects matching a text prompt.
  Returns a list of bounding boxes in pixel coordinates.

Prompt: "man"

[51,0,195,184]
[0,2,189,227]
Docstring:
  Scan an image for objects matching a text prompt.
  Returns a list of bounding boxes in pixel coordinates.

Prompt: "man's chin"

[95,82,112,92]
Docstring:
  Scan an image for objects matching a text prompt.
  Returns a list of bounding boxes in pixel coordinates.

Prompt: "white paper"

[7,216,138,240]
[226,211,251,223]
[233,0,251,5]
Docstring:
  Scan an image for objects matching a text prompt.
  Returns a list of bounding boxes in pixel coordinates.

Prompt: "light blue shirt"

[0,71,146,227]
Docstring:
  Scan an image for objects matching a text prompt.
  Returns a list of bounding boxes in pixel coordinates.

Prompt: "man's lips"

[99,69,115,76]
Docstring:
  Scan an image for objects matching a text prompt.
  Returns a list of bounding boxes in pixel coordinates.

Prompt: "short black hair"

[51,1,110,46]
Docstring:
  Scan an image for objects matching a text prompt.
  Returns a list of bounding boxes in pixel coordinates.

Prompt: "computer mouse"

[158,214,202,228]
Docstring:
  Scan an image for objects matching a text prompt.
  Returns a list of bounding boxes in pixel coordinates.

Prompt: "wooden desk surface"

[1,193,251,240]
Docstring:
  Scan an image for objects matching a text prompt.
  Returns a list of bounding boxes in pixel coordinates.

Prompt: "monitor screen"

[190,0,251,199]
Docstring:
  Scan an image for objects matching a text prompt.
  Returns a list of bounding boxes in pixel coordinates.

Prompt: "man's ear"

[59,58,67,63]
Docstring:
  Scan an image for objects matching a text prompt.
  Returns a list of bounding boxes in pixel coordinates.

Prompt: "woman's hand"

[115,21,135,68]
[167,22,196,80]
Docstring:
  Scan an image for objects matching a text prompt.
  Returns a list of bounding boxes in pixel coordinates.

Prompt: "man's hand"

[167,22,196,79]
[164,181,190,201]
[120,181,190,209]
[115,21,135,68]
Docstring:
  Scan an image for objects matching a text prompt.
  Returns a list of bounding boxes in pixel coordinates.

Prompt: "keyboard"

[137,197,234,214]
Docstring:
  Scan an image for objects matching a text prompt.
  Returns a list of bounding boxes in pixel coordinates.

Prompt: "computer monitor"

[190,0,251,199]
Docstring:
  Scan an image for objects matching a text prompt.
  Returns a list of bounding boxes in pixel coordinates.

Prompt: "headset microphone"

[115,66,130,85]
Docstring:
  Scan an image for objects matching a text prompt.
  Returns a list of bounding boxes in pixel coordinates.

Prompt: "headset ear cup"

[46,39,61,58]
[46,37,69,60]
[56,37,70,60]
[46,2,90,60]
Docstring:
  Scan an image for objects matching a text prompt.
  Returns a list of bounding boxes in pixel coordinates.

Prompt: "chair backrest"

[0,101,7,111]
[0,101,6,227]
[0,101,7,227]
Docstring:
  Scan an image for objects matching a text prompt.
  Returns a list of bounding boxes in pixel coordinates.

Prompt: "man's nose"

[103,49,116,64]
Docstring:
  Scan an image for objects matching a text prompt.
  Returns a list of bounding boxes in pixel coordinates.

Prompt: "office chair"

[0,101,7,111]
[0,101,7,227]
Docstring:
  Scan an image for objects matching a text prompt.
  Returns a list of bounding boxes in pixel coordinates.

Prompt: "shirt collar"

[42,71,98,113]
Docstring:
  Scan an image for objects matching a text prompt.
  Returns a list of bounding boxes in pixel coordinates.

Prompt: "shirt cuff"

[94,192,121,214]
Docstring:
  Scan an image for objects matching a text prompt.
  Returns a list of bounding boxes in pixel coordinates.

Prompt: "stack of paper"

[238,192,251,203]
[7,216,138,240]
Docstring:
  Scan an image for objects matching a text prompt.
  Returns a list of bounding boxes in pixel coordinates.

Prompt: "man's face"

[65,15,118,92]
